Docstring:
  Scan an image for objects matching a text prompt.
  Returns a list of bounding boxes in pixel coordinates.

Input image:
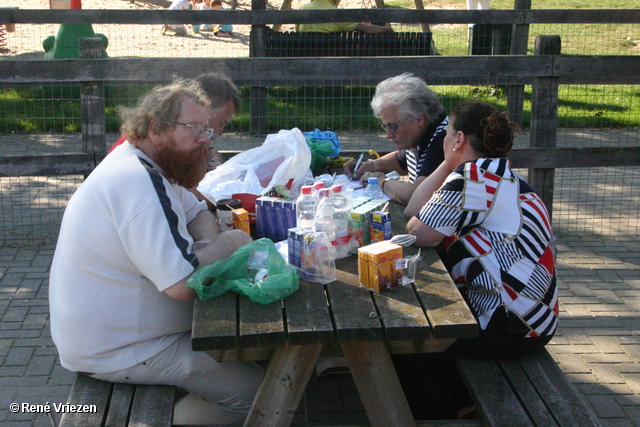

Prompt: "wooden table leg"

[341,341,416,427]
[244,342,322,427]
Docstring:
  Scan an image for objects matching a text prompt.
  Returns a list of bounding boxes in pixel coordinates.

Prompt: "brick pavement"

[1,236,640,426]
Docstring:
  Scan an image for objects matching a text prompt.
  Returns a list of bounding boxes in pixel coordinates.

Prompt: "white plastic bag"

[197,128,312,203]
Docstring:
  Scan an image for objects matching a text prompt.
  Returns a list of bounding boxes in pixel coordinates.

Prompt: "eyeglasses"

[380,118,410,135]
[171,122,218,140]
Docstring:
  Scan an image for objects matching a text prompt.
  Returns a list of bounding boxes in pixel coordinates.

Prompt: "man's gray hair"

[370,72,444,123]
[196,72,241,113]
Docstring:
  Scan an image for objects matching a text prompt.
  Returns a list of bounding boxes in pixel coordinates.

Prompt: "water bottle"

[311,181,325,199]
[314,188,335,242]
[296,185,316,230]
[330,185,350,259]
[363,176,384,199]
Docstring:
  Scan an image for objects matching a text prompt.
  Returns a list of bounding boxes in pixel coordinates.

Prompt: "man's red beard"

[155,137,209,189]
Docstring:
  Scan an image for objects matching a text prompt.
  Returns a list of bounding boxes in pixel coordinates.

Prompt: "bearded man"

[49,78,264,425]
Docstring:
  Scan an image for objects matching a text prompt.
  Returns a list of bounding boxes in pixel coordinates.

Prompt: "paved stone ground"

[1,128,640,426]
[2,235,640,426]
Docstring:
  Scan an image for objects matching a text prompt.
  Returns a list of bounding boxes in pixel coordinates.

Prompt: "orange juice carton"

[358,241,404,292]
[370,211,391,243]
[350,206,372,254]
[232,208,251,235]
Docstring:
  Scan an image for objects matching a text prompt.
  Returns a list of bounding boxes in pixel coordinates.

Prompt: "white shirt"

[49,141,207,373]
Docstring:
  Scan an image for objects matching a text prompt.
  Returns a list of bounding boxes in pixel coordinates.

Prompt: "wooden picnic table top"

[192,201,478,361]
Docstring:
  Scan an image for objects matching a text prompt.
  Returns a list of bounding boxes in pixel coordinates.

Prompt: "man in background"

[296,0,393,34]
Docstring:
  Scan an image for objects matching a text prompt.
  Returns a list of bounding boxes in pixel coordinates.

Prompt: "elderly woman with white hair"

[343,72,448,205]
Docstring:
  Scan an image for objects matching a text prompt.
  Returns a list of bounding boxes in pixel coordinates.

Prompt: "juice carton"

[358,241,404,292]
[288,227,317,281]
[232,208,250,235]
[370,211,391,243]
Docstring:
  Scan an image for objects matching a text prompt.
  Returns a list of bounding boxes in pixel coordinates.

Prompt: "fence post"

[529,35,560,219]
[507,0,530,127]
[79,37,106,154]
[250,0,267,136]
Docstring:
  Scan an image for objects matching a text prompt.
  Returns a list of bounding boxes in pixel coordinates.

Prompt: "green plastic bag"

[187,238,299,305]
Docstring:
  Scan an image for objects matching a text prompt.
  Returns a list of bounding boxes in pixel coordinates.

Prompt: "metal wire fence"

[1,76,639,245]
[1,13,639,245]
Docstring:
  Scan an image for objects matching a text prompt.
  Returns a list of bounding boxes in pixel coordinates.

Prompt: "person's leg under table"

[90,333,264,425]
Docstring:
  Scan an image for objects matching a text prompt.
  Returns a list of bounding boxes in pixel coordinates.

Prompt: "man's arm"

[404,161,452,218]
[164,229,253,301]
[187,209,219,246]
[381,175,426,205]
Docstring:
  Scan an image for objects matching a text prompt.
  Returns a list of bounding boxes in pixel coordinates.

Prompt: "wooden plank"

[341,340,416,427]
[103,383,135,427]
[456,358,534,427]
[530,35,560,218]
[557,56,640,84]
[0,8,528,26]
[0,56,553,86]
[372,285,431,342]
[283,280,335,345]
[4,8,640,26]
[79,38,107,155]
[244,343,323,427]
[59,374,112,427]
[6,146,640,178]
[413,249,478,340]
[0,153,101,177]
[238,295,286,348]
[205,346,274,362]
[191,292,238,351]
[128,385,175,427]
[517,350,602,427]
[326,272,382,342]
[496,358,559,427]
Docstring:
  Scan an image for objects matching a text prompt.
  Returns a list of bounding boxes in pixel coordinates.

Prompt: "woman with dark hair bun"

[406,101,558,357]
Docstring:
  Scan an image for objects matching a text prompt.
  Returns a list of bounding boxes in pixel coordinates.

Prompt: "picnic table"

[191,201,478,426]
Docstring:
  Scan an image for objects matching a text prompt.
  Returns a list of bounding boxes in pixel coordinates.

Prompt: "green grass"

[0,1,638,134]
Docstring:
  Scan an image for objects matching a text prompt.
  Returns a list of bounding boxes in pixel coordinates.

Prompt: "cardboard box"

[358,241,404,292]
[370,211,391,243]
[232,208,250,235]
[349,199,388,253]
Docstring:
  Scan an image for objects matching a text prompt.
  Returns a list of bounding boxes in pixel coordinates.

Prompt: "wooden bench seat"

[263,29,433,57]
[59,373,176,427]
[456,348,602,427]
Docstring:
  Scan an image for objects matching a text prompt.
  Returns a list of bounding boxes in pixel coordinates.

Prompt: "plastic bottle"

[311,181,325,199]
[296,185,316,230]
[314,188,335,242]
[363,176,384,199]
[329,185,350,259]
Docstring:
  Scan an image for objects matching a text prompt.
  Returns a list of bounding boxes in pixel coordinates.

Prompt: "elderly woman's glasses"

[380,117,410,135]
[171,122,218,140]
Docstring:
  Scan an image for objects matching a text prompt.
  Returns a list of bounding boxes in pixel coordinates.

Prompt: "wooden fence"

[0,7,639,217]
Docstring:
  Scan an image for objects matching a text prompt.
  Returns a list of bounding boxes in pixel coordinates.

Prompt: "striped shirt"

[397,114,448,183]
[417,158,558,339]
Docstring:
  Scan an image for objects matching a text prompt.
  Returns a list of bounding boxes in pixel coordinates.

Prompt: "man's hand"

[343,158,376,180]
[165,229,253,301]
